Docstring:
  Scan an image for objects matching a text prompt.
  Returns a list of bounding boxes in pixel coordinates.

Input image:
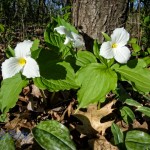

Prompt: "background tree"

[72,0,130,50]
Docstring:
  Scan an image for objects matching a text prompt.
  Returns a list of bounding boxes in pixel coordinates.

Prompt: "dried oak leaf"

[116,119,148,132]
[88,135,118,150]
[73,100,116,136]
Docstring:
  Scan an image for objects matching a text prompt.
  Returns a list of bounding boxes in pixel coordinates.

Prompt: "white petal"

[1,57,23,79]
[100,42,114,59]
[71,32,80,39]
[54,26,68,35]
[54,26,73,45]
[113,46,131,64]
[64,36,71,45]
[22,57,40,78]
[71,32,85,48]
[73,39,85,48]
[15,40,33,57]
[111,28,129,46]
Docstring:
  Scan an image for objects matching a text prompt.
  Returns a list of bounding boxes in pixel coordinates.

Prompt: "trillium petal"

[15,40,33,57]
[100,41,114,59]
[54,26,68,35]
[113,46,131,64]
[71,32,85,48]
[2,57,23,79]
[22,57,40,78]
[64,36,71,45]
[73,39,85,48]
[54,26,73,45]
[111,28,129,46]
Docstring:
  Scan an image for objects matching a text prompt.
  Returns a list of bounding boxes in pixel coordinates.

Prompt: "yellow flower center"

[18,58,26,66]
[112,43,118,48]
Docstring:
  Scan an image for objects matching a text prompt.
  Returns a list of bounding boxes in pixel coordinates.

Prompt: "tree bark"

[72,0,129,50]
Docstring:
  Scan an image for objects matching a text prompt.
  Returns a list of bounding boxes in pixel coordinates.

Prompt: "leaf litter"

[0,83,149,149]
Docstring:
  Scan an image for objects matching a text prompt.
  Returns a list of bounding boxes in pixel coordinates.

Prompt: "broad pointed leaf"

[36,49,79,91]
[136,106,150,117]
[32,120,76,150]
[124,99,141,107]
[44,22,64,49]
[0,74,28,113]
[114,59,150,93]
[76,51,97,67]
[120,106,135,124]
[111,123,124,145]
[76,63,117,108]
[125,130,150,150]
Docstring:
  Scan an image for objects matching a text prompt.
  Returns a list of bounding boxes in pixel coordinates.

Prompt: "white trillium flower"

[54,26,85,48]
[2,40,40,79]
[100,28,131,64]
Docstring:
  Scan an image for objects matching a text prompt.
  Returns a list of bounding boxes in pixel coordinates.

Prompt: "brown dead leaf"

[116,119,148,132]
[19,95,29,102]
[88,136,118,150]
[73,100,116,136]
[5,115,21,130]
[27,98,45,112]
[23,86,30,95]
[31,84,41,98]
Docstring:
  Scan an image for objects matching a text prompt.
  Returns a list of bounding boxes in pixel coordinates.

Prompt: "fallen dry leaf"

[116,119,148,132]
[5,115,21,130]
[73,100,116,136]
[88,136,118,150]
[23,86,30,95]
[31,84,41,98]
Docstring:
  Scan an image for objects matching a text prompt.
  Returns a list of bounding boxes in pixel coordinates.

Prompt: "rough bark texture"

[72,0,129,50]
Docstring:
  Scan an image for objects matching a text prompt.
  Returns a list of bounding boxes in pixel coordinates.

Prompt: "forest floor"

[0,28,150,150]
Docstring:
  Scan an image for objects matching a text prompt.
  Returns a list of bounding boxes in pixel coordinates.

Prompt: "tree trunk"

[72,0,129,50]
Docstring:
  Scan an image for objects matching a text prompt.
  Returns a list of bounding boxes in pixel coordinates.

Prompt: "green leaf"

[124,99,141,107]
[57,17,78,33]
[33,77,47,90]
[76,63,117,108]
[115,83,130,102]
[101,32,111,41]
[31,48,42,59]
[132,43,141,52]
[44,22,71,57]
[32,120,76,150]
[0,74,28,113]
[125,130,150,150]
[0,24,4,33]
[136,106,150,117]
[120,106,135,124]
[0,133,15,150]
[111,123,124,145]
[143,56,150,67]
[31,39,40,52]
[114,59,150,93]
[147,48,150,54]
[76,51,97,67]
[5,45,15,58]
[37,49,79,92]
[41,61,79,91]
[93,40,100,59]
[44,23,64,49]
[144,16,150,24]
[31,39,41,59]
[128,38,137,44]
